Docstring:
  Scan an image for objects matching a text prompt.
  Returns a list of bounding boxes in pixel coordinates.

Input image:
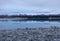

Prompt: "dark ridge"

[0,14,60,20]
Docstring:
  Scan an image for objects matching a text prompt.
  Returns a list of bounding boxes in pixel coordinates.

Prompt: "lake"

[0,18,60,29]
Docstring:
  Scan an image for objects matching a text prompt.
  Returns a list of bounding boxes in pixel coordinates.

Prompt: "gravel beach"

[0,27,60,41]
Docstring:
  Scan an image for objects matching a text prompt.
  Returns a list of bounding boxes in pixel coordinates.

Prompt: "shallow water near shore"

[0,18,60,29]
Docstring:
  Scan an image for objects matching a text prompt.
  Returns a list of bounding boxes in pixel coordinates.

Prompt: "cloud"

[0,0,60,15]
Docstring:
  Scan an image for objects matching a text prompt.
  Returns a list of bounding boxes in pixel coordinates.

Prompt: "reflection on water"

[0,18,60,29]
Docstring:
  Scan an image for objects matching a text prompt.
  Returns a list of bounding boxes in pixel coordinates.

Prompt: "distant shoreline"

[0,15,60,20]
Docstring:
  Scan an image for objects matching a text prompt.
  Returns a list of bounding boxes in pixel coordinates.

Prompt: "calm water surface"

[0,18,60,29]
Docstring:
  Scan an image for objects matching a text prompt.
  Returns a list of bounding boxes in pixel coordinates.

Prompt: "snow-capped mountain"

[0,0,60,15]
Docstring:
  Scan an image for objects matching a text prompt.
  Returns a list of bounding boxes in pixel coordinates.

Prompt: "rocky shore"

[0,27,60,41]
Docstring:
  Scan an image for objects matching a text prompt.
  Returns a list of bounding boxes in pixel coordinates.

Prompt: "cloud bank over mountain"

[0,0,60,15]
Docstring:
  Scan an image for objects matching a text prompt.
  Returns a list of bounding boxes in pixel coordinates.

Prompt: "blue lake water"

[0,18,60,29]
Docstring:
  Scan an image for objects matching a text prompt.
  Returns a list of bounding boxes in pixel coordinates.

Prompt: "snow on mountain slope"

[0,0,60,15]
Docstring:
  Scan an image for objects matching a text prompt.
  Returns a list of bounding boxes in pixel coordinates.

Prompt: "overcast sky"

[0,0,60,15]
